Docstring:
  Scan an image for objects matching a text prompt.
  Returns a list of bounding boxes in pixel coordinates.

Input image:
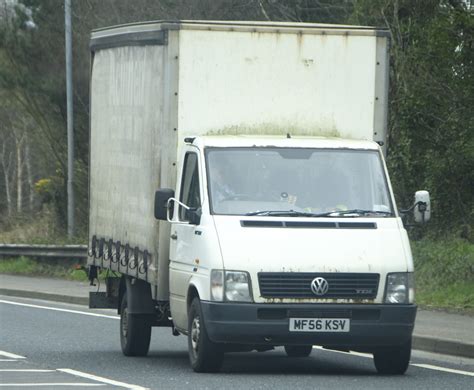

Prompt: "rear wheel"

[188,297,224,372]
[120,294,151,356]
[284,345,313,357]
[373,339,411,375]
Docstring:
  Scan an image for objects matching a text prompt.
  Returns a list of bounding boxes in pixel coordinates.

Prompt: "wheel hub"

[191,316,201,354]
[121,307,128,338]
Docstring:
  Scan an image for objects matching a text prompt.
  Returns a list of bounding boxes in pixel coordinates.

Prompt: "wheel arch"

[187,284,200,309]
[186,274,210,309]
[120,276,155,316]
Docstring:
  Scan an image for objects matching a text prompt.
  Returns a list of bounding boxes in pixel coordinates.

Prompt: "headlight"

[384,272,415,304]
[210,270,252,302]
[225,271,252,302]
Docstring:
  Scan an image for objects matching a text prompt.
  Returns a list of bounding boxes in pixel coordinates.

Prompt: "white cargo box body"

[88,21,390,299]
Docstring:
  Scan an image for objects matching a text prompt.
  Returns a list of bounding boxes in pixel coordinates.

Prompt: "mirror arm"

[166,198,201,225]
[399,201,424,215]
[168,197,190,211]
[166,198,190,222]
[167,198,202,224]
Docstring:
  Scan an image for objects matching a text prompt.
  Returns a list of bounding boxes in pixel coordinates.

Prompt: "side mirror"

[154,189,175,220]
[414,190,431,224]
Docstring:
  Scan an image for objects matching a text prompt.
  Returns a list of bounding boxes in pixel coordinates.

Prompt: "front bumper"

[201,302,417,349]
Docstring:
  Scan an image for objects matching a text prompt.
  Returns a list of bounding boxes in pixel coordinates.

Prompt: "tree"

[1,0,471,240]
[351,0,473,236]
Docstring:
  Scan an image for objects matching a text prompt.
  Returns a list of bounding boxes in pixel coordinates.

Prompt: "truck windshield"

[205,147,393,217]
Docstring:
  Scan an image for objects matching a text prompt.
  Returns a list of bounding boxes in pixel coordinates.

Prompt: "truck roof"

[91,20,389,41]
[190,136,380,151]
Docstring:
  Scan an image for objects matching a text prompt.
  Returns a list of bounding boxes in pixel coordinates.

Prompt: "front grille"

[258,272,379,299]
[257,308,381,321]
[287,309,352,318]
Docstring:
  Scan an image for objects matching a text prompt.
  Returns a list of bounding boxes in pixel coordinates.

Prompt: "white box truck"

[87,20,431,374]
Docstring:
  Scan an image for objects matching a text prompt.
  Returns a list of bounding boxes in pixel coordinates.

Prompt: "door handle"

[171,233,178,240]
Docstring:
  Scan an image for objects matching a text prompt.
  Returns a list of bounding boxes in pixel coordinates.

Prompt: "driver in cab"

[209,162,237,208]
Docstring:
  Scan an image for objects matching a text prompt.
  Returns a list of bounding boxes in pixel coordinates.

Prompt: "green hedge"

[0,257,88,281]
[412,239,474,311]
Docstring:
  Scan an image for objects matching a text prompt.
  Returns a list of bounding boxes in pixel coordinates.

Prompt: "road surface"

[1,296,473,389]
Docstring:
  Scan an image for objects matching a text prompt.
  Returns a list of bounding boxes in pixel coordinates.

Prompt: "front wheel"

[373,339,411,375]
[120,294,151,356]
[188,298,224,372]
[284,345,313,357]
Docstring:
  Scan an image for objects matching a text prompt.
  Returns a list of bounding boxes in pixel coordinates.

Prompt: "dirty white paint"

[178,29,382,142]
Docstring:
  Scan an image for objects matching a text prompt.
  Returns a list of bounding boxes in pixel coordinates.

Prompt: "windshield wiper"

[245,210,331,217]
[245,209,393,217]
[326,209,393,217]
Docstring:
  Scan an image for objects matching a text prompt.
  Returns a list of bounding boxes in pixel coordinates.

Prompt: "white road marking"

[0,351,25,359]
[313,346,474,377]
[313,346,372,358]
[58,369,149,390]
[0,369,55,372]
[0,359,18,362]
[412,364,474,377]
[0,299,118,320]
[0,384,105,387]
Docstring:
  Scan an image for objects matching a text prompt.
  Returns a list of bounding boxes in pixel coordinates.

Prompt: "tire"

[284,345,313,357]
[120,294,152,356]
[373,339,411,375]
[188,297,224,372]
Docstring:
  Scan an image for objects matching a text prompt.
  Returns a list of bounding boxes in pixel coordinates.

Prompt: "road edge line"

[0,299,118,319]
[411,363,474,377]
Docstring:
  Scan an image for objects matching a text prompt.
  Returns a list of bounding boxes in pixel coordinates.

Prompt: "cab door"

[169,150,203,331]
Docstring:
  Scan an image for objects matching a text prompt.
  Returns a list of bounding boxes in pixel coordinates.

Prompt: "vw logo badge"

[311,277,329,296]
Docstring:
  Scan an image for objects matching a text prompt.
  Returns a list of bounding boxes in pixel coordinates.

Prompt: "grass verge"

[412,238,474,313]
[0,257,90,281]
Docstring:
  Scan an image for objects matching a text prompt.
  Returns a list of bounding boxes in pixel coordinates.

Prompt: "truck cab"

[154,135,422,373]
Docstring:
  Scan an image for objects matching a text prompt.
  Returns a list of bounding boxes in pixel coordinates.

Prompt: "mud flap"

[125,276,155,316]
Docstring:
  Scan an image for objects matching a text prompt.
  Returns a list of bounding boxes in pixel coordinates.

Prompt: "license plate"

[289,318,350,332]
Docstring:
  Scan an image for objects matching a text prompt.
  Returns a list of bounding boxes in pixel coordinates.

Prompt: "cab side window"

[179,152,201,221]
